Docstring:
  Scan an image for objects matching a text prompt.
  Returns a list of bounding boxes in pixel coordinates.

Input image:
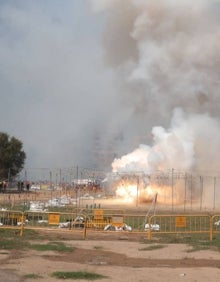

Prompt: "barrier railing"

[211,215,220,240]
[147,214,211,240]
[1,209,220,241]
[0,210,24,235]
[123,214,146,231]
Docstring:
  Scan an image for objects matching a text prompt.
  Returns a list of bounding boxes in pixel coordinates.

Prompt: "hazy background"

[1,0,220,177]
[0,1,118,172]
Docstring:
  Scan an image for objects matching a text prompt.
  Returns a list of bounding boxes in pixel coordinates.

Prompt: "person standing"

[26,181,30,191]
[3,181,7,193]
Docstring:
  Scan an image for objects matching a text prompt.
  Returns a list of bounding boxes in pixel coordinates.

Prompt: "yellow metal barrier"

[147,214,211,240]
[0,209,219,241]
[0,210,24,236]
[211,215,220,240]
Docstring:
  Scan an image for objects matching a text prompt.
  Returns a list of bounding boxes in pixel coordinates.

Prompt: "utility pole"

[76,166,79,215]
[50,171,52,189]
[213,177,216,210]
[7,168,11,186]
[184,173,187,212]
[136,176,139,208]
[50,171,52,201]
[171,168,174,212]
[200,176,203,211]
[59,169,62,190]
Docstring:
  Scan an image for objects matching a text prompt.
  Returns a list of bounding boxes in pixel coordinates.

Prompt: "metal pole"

[59,168,62,190]
[50,171,52,189]
[7,168,11,187]
[25,169,27,183]
[213,177,216,210]
[184,173,187,212]
[190,175,193,211]
[171,168,174,212]
[76,166,78,216]
[200,176,203,211]
[50,171,52,201]
[136,176,139,208]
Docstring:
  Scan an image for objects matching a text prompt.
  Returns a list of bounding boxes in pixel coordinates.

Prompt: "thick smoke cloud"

[112,108,220,174]
[0,1,120,171]
[91,0,220,175]
[1,1,220,178]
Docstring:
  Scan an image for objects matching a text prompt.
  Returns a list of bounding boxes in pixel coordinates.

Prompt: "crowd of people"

[17,181,30,192]
[0,180,31,193]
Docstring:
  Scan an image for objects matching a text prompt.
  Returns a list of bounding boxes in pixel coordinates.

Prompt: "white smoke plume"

[112,108,220,173]
[91,0,220,174]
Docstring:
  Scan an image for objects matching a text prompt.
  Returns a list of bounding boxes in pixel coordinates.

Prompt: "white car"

[30,185,41,190]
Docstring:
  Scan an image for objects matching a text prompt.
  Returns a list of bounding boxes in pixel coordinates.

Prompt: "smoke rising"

[1,0,220,178]
[112,108,220,173]
[92,0,220,175]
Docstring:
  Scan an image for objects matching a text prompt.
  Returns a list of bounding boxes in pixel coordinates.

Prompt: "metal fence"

[147,214,211,240]
[14,167,220,213]
[1,209,220,240]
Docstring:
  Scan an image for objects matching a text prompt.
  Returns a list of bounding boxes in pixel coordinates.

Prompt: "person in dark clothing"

[3,181,6,193]
[26,181,30,191]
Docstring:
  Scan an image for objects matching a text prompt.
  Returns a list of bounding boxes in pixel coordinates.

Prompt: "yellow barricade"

[147,214,211,240]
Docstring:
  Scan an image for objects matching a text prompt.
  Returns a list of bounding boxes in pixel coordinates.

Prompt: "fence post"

[20,212,25,237]
[148,216,152,240]
[83,219,87,240]
[210,216,213,241]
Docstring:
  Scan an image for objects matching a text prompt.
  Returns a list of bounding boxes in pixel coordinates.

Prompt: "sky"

[0,0,117,172]
[1,0,220,178]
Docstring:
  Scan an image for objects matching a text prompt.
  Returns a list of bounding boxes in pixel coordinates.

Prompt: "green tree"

[0,132,26,180]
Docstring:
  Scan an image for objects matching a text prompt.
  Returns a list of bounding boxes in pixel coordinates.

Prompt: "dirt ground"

[0,230,220,282]
[1,191,220,282]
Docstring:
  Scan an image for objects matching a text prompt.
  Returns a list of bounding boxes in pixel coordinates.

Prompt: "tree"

[0,132,26,180]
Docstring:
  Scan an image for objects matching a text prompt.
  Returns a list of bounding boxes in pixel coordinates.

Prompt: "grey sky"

[0,1,119,172]
[1,0,220,179]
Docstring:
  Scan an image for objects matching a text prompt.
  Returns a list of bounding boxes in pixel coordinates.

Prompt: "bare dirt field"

[0,191,220,282]
[0,230,220,282]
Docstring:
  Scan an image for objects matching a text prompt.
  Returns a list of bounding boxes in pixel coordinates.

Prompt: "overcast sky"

[0,1,118,173]
[1,0,220,178]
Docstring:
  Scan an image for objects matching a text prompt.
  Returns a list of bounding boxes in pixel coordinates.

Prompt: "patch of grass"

[186,239,216,252]
[139,244,166,251]
[30,241,75,252]
[140,238,160,244]
[0,228,46,240]
[186,245,209,252]
[22,229,46,240]
[174,234,220,253]
[93,246,103,250]
[142,234,220,252]
[0,229,76,251]
[0,229,27,239]
[147,234,208,245]
[51,271,107,280]
[0,237,30,250]
[0,229,42,250]
[23,273,43,279]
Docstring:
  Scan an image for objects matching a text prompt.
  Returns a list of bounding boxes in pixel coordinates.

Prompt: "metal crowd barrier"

[0,209,220,241]
[0,210,24,235]
[147,214,211,240]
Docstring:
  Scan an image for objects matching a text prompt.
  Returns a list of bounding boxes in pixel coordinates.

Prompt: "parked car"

[30,184,41,190]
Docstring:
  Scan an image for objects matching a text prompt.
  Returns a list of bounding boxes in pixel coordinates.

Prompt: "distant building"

[72,178,101,188]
